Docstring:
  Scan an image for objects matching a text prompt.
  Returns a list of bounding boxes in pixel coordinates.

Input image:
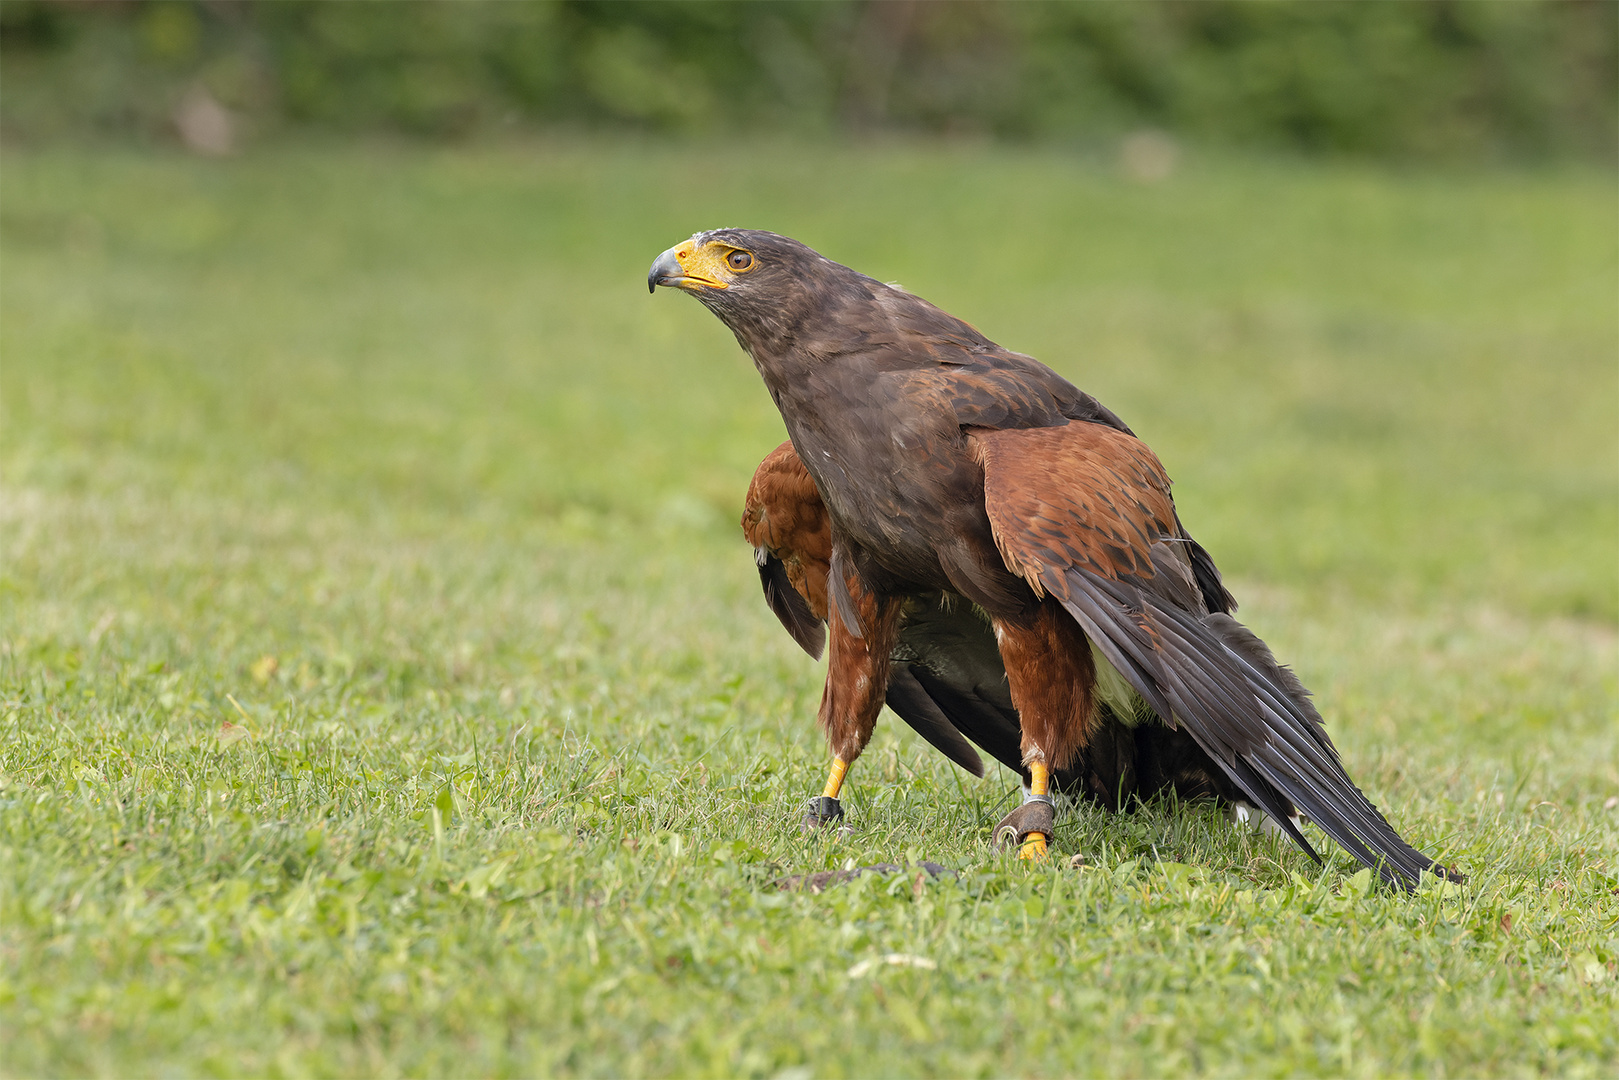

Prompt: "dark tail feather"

[1205,613,1334,755]
[756,548,825,659]
[891,598,1026,776]
[905,666,1025,776]
[1057,568,1452,890]
[1145,601,1441,888]
[1185,610,1453,883]
[884,665,986,777]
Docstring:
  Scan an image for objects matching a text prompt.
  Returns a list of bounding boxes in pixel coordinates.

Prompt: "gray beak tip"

[647,247,682,294]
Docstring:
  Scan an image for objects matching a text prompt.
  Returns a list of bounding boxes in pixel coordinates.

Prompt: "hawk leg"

[803,558,899,832]
[993,600,1098,859]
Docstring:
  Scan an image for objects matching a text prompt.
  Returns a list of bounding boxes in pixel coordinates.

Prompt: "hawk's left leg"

[992,600,1097,858]
[803,565,899,831]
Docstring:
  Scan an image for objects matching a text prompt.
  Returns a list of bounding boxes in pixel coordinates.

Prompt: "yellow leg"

[1018,760,1050,860]
[823,757,850,799]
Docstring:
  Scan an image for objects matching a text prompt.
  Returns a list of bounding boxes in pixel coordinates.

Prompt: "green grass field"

[2,138,1615,1077]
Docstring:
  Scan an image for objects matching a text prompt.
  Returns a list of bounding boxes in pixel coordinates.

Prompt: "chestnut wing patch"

[973,422,1178,597]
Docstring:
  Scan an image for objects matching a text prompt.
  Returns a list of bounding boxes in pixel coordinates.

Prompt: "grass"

[1,136,1615,1077]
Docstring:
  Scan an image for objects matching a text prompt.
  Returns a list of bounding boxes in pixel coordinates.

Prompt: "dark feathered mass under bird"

[649,229,1461,888]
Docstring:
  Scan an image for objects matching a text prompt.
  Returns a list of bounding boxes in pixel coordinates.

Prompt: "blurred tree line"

[2,0,1614,161]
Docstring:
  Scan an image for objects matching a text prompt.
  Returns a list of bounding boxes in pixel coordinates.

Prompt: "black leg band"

[801,795,845,832]
[993,800,1056,850]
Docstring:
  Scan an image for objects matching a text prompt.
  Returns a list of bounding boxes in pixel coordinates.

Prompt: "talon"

[803,756,852,832]
[801,795,845,833]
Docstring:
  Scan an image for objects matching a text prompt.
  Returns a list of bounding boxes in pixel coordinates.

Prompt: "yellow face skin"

[662,237,754,291]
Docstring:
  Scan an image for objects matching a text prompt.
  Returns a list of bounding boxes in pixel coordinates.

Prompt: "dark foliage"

[3,0,1613,160]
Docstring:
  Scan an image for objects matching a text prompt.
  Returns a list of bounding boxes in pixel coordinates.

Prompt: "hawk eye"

[727,250,753,271]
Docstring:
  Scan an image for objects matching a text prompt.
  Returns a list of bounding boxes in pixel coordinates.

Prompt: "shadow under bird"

[649,229,1462,888]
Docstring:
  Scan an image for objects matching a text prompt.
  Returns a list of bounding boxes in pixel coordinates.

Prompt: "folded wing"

[972,421,1455,888]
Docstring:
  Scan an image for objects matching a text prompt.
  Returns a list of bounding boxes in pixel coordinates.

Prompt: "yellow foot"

[1017,831,1049,860]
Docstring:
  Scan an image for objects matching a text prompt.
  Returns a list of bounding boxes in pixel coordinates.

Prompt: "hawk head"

[647,228,813,296]
[648,229,885,348]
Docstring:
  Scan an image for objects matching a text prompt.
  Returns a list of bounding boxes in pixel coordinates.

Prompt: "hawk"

[650,229,1459,888]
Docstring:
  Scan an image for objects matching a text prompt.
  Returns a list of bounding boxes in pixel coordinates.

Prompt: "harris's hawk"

[650,229,1461,888]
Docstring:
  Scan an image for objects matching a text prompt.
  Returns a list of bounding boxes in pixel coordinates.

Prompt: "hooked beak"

[647,247,683,294]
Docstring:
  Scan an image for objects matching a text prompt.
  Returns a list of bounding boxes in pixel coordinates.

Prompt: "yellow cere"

[673,239,746,290]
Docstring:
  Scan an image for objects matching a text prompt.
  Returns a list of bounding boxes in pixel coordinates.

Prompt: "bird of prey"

[650,229,1460,888]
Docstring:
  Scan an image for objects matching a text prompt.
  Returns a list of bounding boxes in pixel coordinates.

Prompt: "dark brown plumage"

[652,228,1460,888]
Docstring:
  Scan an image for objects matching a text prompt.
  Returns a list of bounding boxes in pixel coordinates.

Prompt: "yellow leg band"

[1028,760,1050,799]
[822,757,849,799]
